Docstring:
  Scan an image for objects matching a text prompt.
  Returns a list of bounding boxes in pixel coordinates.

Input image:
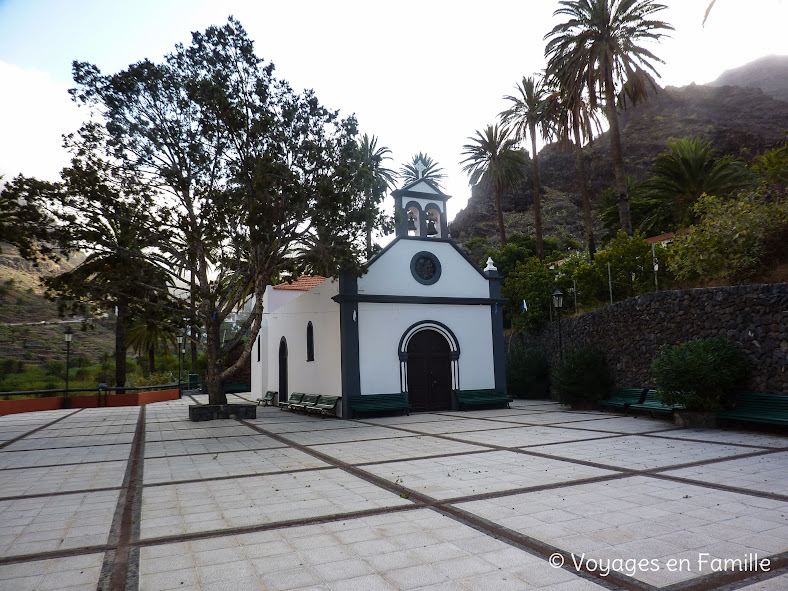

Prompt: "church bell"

[426,219,438,236]
[407,212,417,232]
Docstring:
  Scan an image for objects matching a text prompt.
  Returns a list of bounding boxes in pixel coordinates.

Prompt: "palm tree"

[638,138,751,232]
[545,0,673,235]
[543,65,603,259]
[358,134,396,259]
[500,75,550,259]
[461,124,528,247]
[127,313,177,376]
[400,152,447,187]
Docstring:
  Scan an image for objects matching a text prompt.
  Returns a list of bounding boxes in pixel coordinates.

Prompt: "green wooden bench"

[349,394,410,418]
[256,390,277,406]
[718,392,788,426]
[223,381,250,394]
[454,389,510,410]
[309,395,341,418]
[598,388,645,411]
[288,393,321,413]
[279,392,304,411]
[628,389,683,416]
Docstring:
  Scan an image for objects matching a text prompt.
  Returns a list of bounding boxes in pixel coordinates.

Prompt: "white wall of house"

[255,279,342,401]
[357,302,495,395]
[251,319,269,398]
[359,240,488,299]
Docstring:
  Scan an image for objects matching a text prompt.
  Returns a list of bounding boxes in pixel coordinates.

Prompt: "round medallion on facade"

[410,251,441,285]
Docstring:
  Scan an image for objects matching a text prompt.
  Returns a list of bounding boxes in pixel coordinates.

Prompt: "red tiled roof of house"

[272,276,327,291]
[645,229,690,244]
[645,232,676,244]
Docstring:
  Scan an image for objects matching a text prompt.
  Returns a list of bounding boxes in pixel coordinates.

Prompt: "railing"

[0,383,181,399]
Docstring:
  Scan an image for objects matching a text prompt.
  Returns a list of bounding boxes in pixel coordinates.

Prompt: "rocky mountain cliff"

[449,56,788,246]
[708,55,788,103]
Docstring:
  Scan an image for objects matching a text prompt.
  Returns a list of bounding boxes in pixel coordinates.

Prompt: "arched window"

[306,321,315,361]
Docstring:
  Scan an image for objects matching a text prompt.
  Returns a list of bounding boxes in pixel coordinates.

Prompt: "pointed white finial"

[484,257,497,272]
[414,161,427,179]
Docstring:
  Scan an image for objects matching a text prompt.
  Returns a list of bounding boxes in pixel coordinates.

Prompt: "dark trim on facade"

[338,274,361,418]
[366,237,489,282]
[487,268,507,394]
[332,294,507,306]
[366,237,400,266]
[410,251,442,285]
[391,177,451,200]
[397,320,461,359]
[306,321,314,362]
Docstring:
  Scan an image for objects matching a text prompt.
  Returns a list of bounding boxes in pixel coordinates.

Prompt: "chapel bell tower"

[391,169,451,240]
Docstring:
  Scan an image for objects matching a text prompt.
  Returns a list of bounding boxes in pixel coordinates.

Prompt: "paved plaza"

[1,396,787,591]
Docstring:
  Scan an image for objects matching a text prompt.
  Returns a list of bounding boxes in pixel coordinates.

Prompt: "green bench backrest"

[732,393,788,411]
[316,395,340,405]
[286,393,304,404]
[610,388,646,400]
[299,394,321,405]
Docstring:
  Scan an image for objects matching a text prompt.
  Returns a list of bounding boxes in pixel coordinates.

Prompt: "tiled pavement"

[1,397,787,590]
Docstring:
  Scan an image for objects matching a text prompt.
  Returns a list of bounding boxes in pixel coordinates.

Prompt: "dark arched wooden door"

[407,330,452,412]
[278,337,288,402]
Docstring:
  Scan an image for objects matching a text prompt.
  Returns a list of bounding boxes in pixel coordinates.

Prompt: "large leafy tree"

[399,152,446,187]
[0,176,59,264]
[358,134,396,259]
[27,127,172,387]
[461,124,528,247]
[71,18,375,404]
[501,75,550,259]
[545,0,673,235]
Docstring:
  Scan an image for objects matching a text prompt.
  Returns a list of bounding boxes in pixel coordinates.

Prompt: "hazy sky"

[1,0,786,222]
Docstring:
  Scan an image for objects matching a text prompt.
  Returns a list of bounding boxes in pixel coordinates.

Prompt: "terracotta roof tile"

[272,275,327,291]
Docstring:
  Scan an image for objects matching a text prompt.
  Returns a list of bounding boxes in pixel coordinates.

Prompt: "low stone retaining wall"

[0,389,180,416]
[520,283,788,394]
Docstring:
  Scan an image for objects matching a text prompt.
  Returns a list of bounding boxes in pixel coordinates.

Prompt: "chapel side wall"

[265,280,342,398]
[250,322,269,399]
[358,303,495,394]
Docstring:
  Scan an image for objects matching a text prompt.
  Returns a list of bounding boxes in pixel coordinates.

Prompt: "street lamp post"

[176,334,184,398]
[552,289,564,361]
[64,327,73,409]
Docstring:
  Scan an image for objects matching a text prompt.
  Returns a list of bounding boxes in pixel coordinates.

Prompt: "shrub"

[46,361,66,379]
[652,338,750,412]
[668,193,788,283]
[552,348,613,406]
[506,345,549,399]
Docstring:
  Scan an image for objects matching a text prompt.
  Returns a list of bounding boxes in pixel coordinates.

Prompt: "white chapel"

[251,177,506,418]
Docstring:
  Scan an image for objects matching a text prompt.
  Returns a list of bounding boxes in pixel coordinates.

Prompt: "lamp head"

[552,289,564,310]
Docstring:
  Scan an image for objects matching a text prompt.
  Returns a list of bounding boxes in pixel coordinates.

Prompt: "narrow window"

[257,335,261,362]
[306,321,315,362]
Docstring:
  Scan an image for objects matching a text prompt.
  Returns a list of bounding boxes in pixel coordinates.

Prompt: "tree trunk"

[204,316,227,405]
[190,265,197,372]
[365,191,373,260]
[115,300,128,388]
[573,113,596,260]
[604,68,633,235]
[494,187,507,247]
[529,122,544,259]
[148,344,155,376]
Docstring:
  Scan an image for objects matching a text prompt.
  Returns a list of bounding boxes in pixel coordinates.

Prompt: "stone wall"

[518,283,788,394]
